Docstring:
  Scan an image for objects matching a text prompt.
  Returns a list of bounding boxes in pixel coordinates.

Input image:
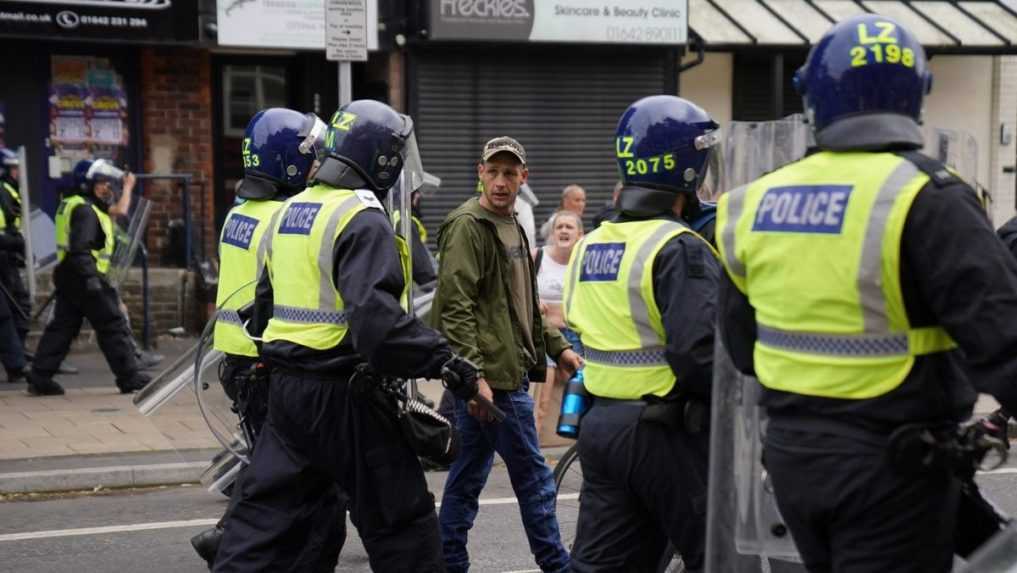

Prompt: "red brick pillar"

[139,47,215,266]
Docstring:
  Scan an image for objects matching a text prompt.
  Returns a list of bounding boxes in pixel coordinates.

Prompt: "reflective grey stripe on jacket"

[628,222,685,347]
[273,304,347,325]
[584,345,668,367]
[719,184,748,280]
[757,325,908,357]
[217,309,243,326]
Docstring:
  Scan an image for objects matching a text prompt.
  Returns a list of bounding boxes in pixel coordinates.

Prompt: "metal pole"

[338,61,353,106]
[140,244,151,350]
[182,179,193,269]
[399,170,413,293]
[16,146,35,302]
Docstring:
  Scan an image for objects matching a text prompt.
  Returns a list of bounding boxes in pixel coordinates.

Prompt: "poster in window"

[47,55,129,179]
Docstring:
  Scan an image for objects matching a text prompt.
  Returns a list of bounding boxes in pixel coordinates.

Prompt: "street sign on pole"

[325,0,368,62]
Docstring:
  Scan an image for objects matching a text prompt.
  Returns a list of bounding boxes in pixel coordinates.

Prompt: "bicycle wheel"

[553,443,582,550]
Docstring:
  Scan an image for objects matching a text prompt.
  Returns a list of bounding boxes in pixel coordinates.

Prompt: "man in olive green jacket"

[432,136,582,573]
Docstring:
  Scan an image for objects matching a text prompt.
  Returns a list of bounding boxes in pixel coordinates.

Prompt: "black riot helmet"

[312,99,425,199]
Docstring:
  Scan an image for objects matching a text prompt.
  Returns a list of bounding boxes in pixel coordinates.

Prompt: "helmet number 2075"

[849,22,914,68]
[623,153,676,176]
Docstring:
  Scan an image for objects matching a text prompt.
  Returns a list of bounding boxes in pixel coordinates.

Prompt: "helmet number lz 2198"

[849,22,914,68]
[241,137,261,168]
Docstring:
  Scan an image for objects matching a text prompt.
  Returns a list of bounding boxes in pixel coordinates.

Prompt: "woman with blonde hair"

[532,209,584,445]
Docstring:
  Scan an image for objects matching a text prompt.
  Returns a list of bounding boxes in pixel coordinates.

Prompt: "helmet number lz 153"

[241,137,261,168]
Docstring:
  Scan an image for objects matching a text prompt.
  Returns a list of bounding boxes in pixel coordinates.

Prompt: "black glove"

[441,355,479,401]
[84,276,104,294]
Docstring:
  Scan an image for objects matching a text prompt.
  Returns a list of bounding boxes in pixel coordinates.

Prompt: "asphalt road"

[2,460,1016,572]
[0,461,566,573]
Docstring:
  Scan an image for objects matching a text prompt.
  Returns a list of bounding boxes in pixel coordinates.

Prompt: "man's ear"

[477,162,485,178]
[520,167,529,184]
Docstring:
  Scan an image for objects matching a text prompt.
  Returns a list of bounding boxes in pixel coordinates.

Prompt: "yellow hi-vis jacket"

[563,219,711,399]
[716,151,956,400]
[55,195,113,275]
[262,184,411,350]
[0,182,21,231]
[214,199,285,357]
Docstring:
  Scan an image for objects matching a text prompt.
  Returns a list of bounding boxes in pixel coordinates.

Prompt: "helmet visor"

[400,129,426,194]
[87,158,125,184]
[298,113,328,159]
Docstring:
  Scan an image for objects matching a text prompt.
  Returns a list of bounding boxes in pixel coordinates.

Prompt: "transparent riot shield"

[707,116,813,573]
[717,115,812,196]
[132,282,245,495]
[106,196,152,289]
[923,127,979,184]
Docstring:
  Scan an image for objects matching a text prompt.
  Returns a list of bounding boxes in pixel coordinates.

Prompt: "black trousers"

[763,426,959,573]
[0,264,29,343]
[0,292,25,373]
[33,280,138,380]
[217,356,347,572]
[213,369,444,573]
[570,401,710,573]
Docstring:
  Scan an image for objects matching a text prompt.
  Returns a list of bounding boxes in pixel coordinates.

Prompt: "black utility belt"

[595,396,709,435]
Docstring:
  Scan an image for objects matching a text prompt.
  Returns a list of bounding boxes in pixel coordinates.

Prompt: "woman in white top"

[532,210,584,446]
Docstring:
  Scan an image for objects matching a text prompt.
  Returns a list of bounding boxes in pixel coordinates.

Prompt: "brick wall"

[139,47,216,267]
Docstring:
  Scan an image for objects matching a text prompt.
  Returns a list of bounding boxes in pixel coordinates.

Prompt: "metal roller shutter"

[410,45,673,248]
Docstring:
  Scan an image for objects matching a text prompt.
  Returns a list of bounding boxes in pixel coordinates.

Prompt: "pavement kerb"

[0,461,206,494]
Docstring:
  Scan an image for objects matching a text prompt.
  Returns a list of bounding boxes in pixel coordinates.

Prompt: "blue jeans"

[439,379,569,573]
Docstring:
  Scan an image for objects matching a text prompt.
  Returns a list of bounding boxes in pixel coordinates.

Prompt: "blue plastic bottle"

[557,369,590,438]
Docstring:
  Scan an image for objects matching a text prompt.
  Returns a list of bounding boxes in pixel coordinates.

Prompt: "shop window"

[222,65,287,136]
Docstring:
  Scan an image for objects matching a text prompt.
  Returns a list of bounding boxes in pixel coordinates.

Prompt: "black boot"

[190,525,224,569]
[116,372,151,394]
[4,368,25,384]
[26,372,65,396]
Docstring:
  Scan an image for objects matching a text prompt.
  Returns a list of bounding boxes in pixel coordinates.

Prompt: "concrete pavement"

[0,337,1007,495]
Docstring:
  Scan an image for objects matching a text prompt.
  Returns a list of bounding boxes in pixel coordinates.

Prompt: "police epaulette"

[896,151,961,189]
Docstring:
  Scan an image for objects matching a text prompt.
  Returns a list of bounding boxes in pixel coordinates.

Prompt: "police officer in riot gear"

[563,95,721,572]
[27,159,150,396]
[0,148,28,383]
[213,99,480,572]
[189,108,349,570]
[716,15,1017,572]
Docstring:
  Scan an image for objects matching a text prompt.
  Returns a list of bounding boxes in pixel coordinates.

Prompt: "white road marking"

[0,493,583,542]
[0,518,219,542]
[979,467,1017,475]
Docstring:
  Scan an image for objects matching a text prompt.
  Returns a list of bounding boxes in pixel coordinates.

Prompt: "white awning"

[690,0,1017,50]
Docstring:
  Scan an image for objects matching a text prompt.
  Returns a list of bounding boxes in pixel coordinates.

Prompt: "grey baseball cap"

[481,136,527,165]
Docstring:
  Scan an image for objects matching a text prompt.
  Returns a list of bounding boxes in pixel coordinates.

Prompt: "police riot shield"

[923,127,979,184]
[106,196,152,289]
[706,115,812,573]
[717,115,812,197]
[132,282,242,494]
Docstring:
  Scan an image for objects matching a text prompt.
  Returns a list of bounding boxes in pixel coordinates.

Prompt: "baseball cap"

[481,136,526,165]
